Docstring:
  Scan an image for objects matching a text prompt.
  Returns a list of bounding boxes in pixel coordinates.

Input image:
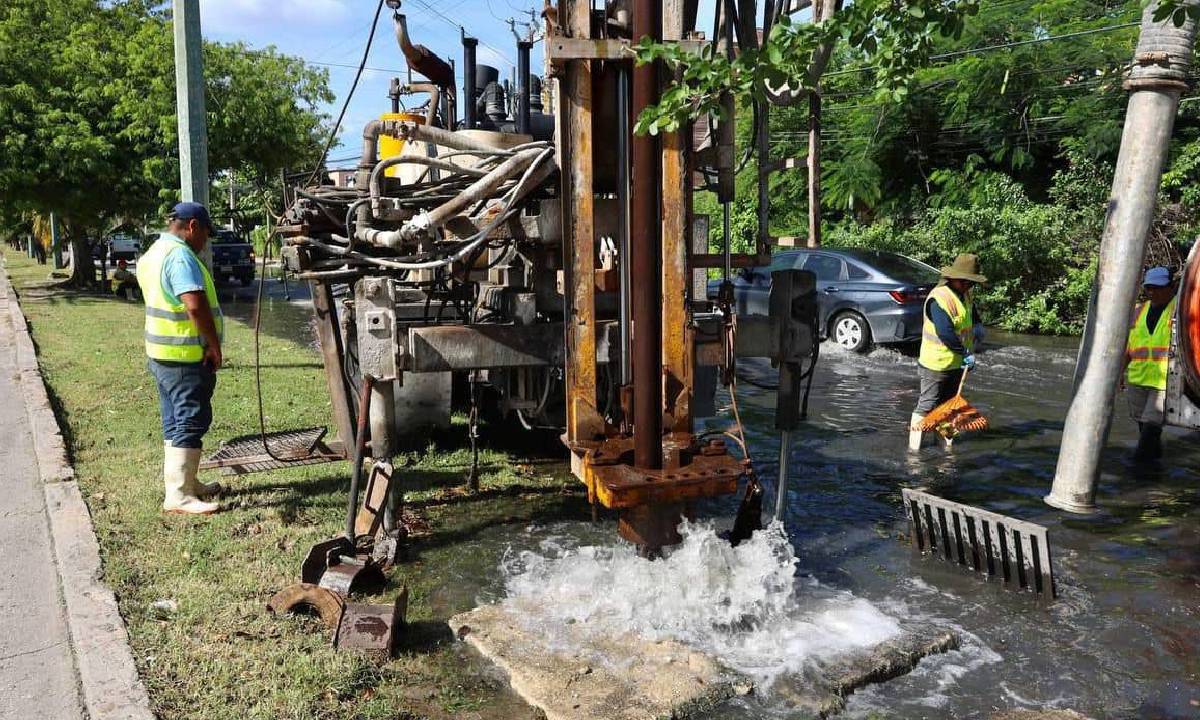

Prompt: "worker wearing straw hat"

[909,253,987,452]
[1122,266,1176,463]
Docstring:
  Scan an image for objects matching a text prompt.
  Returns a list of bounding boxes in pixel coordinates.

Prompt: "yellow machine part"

[378,112,426,178]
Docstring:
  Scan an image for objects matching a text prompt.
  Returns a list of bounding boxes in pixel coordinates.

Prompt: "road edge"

[1,264,156,720]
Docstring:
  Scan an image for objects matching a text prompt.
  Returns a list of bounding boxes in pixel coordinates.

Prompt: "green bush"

[827,189,1099,334]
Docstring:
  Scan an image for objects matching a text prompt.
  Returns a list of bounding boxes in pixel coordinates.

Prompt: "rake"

[917,367,988,438]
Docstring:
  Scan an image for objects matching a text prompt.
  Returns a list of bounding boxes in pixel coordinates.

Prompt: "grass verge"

[3,250,585,720]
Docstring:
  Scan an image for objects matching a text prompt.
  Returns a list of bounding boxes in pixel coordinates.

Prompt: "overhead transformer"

[251,0,819,574]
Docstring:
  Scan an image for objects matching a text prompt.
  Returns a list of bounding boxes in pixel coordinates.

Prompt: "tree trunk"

[66,235,96,289]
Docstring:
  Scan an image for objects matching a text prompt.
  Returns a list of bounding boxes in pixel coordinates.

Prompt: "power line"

[307,0,387,185]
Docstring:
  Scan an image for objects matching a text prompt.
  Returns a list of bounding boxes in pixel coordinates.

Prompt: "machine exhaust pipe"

[462,36,478,129]
[516,40,532,135]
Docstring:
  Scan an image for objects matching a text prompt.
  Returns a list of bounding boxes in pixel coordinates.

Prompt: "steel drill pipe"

[1046,0,1197,513]
[631,0,662,470]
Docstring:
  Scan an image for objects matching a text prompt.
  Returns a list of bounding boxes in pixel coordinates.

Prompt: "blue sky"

[199,0,548,164]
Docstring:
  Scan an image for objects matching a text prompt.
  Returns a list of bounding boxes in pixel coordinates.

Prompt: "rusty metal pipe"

[346,374,376,541]
[617,66,632,387]
[631,0,662,470]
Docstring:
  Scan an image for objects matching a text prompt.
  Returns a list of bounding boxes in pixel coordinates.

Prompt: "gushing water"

[499,521,904,692]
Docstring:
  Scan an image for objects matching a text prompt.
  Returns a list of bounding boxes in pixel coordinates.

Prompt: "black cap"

[168,201,214,231]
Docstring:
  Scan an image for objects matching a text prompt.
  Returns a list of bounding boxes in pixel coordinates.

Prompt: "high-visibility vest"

[136,234,223,363]
[918,284,975,372]
[1126,297,1175,391]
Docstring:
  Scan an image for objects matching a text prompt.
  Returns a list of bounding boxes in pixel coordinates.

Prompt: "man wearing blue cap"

[1123,266,1177,463]
[135,202,225,514]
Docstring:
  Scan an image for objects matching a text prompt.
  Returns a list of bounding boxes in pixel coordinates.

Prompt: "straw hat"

[939,253,988,283]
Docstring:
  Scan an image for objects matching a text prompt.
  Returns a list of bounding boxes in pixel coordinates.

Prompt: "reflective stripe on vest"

[918,284,975,372]
[136,234,224,363]
[1126,297,1175,391]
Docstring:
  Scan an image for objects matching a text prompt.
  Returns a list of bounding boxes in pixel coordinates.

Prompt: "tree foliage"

[0,0,331,240]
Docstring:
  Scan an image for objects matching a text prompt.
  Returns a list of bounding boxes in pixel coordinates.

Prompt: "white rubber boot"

[940,435,955,451]
[166,442,223,499]
[908,413,926,452]
[162,445,219,515]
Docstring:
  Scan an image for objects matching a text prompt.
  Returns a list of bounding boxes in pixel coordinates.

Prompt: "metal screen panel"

[901,488,1056,599]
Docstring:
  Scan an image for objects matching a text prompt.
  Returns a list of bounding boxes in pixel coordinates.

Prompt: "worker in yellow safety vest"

[1122,266,1177,463]
[909,254,987,452]
[136,202,225,515]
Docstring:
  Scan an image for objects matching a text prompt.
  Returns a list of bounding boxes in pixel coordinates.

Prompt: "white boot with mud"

[162,445,219,515]
[907,413,926,452]
[167,442,223,499]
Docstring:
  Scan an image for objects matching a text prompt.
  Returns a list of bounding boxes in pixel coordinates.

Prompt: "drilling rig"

[230,0,818,573]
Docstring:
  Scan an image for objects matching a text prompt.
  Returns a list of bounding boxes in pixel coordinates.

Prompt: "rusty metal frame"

[559,0,604,445]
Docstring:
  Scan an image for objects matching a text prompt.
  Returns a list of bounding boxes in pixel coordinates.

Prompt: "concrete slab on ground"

[450,603,961,720]
[449,604,738,720]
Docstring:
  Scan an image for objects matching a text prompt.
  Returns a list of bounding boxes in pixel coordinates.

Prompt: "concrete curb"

[0,266,156,720]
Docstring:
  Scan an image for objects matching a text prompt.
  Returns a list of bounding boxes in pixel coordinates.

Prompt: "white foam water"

[498,521,905,692]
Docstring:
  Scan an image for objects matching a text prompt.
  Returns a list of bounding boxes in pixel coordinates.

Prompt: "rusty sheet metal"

[560,0,604,444]
[267,583,346,630]
[354,462,392,538]
[581,436,742,509]
[407,323,564,372]
[317,555,387,597]
[309,281,356,450]
[334,588,408,661]
[301,537,355,585]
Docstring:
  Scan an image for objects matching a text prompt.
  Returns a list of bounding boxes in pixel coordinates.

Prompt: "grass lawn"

[3,249,586,720]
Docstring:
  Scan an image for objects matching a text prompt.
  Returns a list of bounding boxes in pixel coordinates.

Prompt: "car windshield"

[858,252,939,285]
[212,230,241,244]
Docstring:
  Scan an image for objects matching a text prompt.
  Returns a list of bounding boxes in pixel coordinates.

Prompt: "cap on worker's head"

[939,253,988,284]
[168,201,213,231]
[117,259,128,268]
[1143,266,1172,287]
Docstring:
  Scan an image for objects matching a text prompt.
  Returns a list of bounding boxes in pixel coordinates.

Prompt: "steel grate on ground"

[901,488,1056,599]
[200,427,343,476]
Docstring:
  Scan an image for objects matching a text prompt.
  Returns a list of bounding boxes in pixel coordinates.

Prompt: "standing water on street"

[473,331,1200,718]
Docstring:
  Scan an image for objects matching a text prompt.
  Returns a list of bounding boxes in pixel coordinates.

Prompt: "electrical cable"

[305,0,387,187]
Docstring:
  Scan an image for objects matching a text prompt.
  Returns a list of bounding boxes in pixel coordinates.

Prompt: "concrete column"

[1046,0,1197,513]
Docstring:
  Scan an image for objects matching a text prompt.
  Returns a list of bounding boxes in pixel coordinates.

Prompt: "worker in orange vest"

[1122,266,1177,463]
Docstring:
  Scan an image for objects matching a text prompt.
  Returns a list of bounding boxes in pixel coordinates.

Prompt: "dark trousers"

[148,359,216,448]
[915,365,964,415]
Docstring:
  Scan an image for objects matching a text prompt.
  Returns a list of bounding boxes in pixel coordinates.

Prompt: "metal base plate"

[200,427,343,475]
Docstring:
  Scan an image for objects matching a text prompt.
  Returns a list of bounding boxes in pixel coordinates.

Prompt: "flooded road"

[701,333,1200,718]
[243,286,1200,717]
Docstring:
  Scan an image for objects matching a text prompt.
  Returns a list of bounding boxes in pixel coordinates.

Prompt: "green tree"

[0,0,331,284]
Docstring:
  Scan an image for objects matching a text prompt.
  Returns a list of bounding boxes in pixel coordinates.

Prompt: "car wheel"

[831,312,872,353]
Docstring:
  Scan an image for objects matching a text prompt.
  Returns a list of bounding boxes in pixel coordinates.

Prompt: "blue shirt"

[157,233,206,306]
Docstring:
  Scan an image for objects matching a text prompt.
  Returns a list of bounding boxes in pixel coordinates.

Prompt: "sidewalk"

[0,284,81,718]
[0,267,153,720]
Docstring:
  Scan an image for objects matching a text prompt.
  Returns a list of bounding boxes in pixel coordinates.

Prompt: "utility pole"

[49,213,63,269]
[172,0,212,265]
[1045,0,1197,514]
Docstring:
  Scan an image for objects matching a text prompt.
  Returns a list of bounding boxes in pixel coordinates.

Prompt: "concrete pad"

[774,626,961,717]
[449,604,738,720]
[450,603,961,720]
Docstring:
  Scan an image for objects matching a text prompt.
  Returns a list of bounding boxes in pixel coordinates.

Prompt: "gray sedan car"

[708,248,940,352]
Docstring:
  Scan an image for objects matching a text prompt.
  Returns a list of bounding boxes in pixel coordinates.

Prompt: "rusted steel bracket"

[577,434,741,510]
[546,36,707,65]
[301,537,387,597]
[267,583,408,660]
[335,589,408,661]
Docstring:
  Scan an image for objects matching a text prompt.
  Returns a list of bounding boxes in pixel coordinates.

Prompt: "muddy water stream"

[246,286,1200,718]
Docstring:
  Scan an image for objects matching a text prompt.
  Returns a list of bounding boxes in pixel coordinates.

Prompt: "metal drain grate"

[901,488,1056,599]
[201,427,344,476]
